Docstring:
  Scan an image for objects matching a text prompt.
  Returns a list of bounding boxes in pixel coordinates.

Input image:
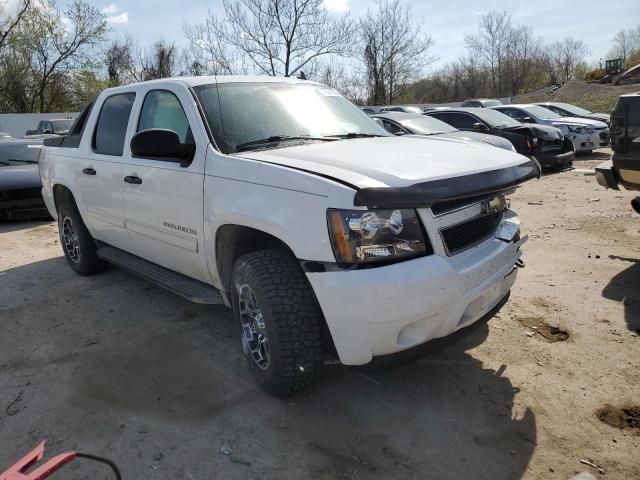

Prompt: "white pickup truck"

[40,76,538,395]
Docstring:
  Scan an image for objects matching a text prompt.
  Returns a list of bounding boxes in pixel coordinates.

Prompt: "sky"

[10,0,640,68]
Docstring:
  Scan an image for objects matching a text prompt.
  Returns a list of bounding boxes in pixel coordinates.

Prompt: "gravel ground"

[1,150,639,480]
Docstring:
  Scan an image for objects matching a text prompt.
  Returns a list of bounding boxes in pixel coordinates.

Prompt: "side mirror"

[472,122,488,131]
[522,117,533,123]
[130,129,194,165]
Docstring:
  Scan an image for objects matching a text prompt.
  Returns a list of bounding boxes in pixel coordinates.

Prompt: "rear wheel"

[57,202,105,276]
[231,250,324,396]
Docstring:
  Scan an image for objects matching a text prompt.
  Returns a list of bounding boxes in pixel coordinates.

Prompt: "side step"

[97,246,224,305]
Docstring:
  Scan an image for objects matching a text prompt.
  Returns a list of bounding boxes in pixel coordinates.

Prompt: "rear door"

[122,86,210,283]
[76,92,135,248]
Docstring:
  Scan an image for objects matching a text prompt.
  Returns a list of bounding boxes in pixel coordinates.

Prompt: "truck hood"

[235,136,532,189]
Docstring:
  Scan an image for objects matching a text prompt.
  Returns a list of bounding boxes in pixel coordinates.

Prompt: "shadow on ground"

[603,255,640,332]
[0,219,53,234]
[0,257,536,480]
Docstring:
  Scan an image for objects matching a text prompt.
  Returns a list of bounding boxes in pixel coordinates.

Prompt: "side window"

[138,90,191,144]
[382,120,405,135]
[435,113,476,129]
[500,108,527,122]
[93,93,136,156]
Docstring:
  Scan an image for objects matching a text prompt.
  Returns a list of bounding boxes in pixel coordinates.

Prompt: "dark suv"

[596,92,640,213]
[426,108,574,170]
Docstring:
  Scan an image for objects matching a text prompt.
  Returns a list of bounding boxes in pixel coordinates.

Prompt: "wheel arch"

[52,183,78,211]
[214,224,297,295]
[214,224,337,358]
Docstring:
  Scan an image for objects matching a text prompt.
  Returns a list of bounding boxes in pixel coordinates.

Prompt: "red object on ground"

[0,441,76,480]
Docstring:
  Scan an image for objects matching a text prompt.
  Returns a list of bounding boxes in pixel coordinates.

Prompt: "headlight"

[565,124,594,134]
[327,209,429,264]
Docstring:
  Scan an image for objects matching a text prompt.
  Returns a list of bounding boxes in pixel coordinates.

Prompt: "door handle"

[82,168,96,175]
[124,175,142,185]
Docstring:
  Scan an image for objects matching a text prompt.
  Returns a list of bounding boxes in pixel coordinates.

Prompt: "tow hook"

[515,258,525,269]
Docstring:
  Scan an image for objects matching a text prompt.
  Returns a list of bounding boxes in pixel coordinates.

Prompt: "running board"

[97,246,224,304]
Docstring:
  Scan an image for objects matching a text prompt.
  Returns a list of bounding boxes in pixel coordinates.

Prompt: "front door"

[122,87,210,283]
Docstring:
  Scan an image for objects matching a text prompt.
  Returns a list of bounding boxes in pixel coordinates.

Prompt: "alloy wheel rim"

[62,216,81,263]
[238,283,270,370]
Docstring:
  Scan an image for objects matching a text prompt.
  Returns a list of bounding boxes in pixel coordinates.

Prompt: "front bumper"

[567,131,602,152]
[307,230,525,365]
[534,142,575,169]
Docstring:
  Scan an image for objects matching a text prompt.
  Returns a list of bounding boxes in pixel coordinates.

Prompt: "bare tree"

[360,0,434,105]
[609,27,640,60]
[464,11,512,97]
[0,0,30,52]
[317,60,365,103]
[185,0,354,77]
[503,25,546,96]
[183,13,248,75]
[139,41,177,80]
[550,37,590,83]
[12,0,107,112]
[105,37,134,86]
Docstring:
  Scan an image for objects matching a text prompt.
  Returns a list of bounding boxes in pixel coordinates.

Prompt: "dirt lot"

[1,150,639,480]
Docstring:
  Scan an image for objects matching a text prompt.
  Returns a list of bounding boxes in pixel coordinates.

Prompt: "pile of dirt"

[517,317,570,342]
[596,404,640,432]
[512,80,639,113]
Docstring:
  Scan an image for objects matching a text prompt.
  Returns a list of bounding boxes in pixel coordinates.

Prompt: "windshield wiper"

[235,135,335,152]
[327,132,386,139]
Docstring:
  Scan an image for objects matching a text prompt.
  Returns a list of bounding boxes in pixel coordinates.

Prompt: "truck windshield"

[194,82,389,153]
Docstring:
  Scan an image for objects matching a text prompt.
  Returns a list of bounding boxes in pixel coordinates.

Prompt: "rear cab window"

[92,93,136,156]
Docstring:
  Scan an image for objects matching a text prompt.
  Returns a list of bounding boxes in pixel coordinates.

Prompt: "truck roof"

[99,75,321,96]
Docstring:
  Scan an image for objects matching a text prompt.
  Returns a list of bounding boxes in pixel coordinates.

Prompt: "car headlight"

[565,124,593,134]
[327,209,429,264]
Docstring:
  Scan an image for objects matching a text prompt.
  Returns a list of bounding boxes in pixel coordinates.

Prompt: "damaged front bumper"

[533,138,575,169]
[307,209,526,366]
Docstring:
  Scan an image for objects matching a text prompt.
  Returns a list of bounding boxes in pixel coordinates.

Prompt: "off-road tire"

[57,201,106,276]
[231,250,324,396]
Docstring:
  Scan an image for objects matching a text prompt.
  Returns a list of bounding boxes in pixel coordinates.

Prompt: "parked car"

[461,98,503,108]
[40,76,538,395]
[0,135,48,221]
[379,105,424,114]
[372,111,516,151]
[535,102,610,125]
[425,107,574,170]
[491,104,609,153]
[595,92,640,214]
[26,118,74,136]
[360,107,376,115]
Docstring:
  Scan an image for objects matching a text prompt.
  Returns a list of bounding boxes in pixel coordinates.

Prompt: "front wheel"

[231,250,324,396]
[57,202,105,276]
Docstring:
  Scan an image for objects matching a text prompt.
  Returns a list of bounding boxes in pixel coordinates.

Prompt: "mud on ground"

[0,150,639,479]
